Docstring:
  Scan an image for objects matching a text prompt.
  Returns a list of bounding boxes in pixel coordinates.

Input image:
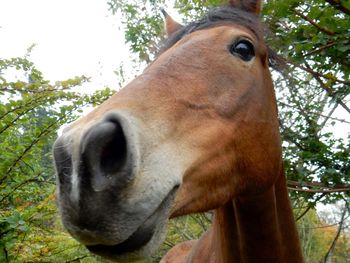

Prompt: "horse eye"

[230,40,255,61]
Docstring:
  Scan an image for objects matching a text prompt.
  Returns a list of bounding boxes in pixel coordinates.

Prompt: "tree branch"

[296,193,326,221]
[0,177,43,203]
[3,246,8,263]
[288,180,350,193]
[318,102,338,131]
[301,62,350,114]
[288,180,348,188]
[288,187,350,193]
[325,0,350,16]
[304,41,336,57]
[322,204,347,263]
[293,10,336,36]
[0,104,38,135]
[0,118,60,185]
[288,60,350,87]
[0,95,47,121]
[0,99,91,185]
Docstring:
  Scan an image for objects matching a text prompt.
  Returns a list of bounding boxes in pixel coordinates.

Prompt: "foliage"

[263,0,350,205]
[152,213,211,262]
[295,202,350,263]
[108,0,165,63]
[0,55,114,262]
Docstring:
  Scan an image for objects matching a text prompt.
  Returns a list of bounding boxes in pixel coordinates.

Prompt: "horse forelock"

[159,6,283,70]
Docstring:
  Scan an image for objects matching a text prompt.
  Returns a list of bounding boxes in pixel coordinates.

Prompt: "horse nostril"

[81,118,131,192]
[100,122,127,174]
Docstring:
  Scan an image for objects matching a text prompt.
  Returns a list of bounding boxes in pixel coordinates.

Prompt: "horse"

[53,0,305,262]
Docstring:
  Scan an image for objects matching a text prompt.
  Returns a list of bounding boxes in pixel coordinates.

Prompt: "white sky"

[0,0,129,92]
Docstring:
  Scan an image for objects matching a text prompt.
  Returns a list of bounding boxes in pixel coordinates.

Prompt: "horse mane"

[159,6,283,70]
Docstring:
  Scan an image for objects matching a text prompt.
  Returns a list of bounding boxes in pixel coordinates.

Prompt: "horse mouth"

[86,221,154,258]
[86,186,178,259]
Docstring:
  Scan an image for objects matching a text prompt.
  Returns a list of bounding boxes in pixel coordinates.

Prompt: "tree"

[0,54,114,262]
[263,0,350,205]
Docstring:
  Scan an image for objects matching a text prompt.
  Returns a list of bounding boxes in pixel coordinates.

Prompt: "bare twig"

[288,180,350,193]
[322,204,347,263]
[296,193,326,221]
[288,187,350,193]
[318,103,339,130]
[291,61,350,86]
[289,180,337,188]
[302,62,350,114]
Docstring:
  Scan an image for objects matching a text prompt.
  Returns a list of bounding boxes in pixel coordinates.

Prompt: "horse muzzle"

[53,111,180,260]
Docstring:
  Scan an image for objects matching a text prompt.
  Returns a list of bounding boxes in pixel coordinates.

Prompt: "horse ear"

[161,9,183,36]
[228,0,262,15]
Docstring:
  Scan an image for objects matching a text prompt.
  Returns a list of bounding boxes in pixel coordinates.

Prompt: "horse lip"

[86,221,154,257]
[86,186,178,258]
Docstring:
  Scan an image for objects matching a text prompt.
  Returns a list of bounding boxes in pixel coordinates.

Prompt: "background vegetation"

[1,0,349,262]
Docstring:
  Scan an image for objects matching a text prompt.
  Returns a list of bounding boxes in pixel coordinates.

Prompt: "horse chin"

[85,187,178,262]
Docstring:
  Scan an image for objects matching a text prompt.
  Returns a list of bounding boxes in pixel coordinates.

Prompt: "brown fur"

[54,1,304,262]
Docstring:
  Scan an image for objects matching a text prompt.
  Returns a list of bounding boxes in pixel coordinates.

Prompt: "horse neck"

[187,169,304,263]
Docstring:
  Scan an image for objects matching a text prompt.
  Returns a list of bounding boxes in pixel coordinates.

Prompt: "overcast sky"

[0,0,130,92]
